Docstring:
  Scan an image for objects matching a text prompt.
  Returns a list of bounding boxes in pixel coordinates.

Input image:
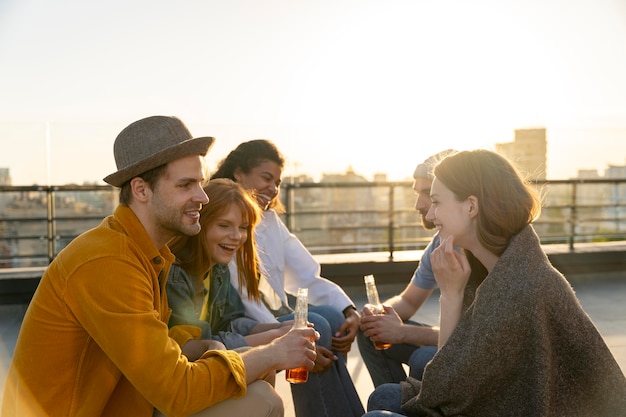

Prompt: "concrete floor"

[1,278,625,415]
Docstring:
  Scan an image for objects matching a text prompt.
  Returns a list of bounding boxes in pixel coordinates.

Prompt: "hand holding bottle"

[364,275,392,350]
[286,288,316,383]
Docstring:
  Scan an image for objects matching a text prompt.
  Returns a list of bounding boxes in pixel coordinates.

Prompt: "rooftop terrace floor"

[1,275,624,415]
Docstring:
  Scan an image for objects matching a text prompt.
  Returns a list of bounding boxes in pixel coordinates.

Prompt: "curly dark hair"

[211,139,286,213]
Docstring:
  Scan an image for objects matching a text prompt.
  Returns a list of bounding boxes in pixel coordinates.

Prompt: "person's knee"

[408,345,437,381]
[246,380,284,417]
[367,383,402,412]
[310,305,344,334]
[307,312,332,347]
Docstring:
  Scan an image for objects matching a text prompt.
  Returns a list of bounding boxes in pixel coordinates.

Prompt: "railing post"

[388,184,395,260]
[568,182,577,251]
[46,187,56,263]
[612,181,620,233]
[284,183,295,231]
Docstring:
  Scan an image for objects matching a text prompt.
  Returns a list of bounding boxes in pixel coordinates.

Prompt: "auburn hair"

[169,178,262,300]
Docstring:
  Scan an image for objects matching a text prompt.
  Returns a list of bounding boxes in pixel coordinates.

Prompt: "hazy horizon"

[1,0,625,185]
[1,120,624,186]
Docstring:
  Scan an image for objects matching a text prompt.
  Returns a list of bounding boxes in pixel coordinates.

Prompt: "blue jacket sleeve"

[166,264,214,339]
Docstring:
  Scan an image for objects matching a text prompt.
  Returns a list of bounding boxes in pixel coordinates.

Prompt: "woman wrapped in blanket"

[364,149,626,417]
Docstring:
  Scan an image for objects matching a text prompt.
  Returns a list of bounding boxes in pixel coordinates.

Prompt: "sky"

[1,0,625,185]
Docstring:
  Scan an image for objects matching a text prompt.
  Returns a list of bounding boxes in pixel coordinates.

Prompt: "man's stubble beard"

[420,212,436,231]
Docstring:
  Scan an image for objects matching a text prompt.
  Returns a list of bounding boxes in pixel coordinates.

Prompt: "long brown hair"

[434,149,542,256]
[168,178,262,300]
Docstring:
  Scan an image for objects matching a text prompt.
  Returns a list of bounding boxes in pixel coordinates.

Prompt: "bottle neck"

[366,282,381,307]
[293,294,309,328]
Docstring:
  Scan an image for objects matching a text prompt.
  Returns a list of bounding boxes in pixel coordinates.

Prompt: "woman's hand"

[181,339,226,361]
[250,320,293,334]
[430,235,471,349]
[332,307,360,354]
[431,235,471,297]
[310,345,337,374]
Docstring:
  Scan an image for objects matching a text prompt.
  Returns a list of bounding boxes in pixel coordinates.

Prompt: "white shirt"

[229,209,354,323]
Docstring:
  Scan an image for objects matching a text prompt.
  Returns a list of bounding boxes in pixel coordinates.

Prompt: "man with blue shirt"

[357,150,456,387]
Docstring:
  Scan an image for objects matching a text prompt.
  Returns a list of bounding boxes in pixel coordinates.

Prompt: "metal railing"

[0,185,118,267]
[1,178,625,267]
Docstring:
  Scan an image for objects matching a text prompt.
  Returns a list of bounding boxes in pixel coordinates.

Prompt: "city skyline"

[1,0,626,185]
[0,121,625,186]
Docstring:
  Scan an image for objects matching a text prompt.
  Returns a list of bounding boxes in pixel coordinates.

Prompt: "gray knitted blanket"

[400,225,626,417]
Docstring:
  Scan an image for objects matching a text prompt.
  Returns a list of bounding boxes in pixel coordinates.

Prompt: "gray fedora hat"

[103,116,215,187]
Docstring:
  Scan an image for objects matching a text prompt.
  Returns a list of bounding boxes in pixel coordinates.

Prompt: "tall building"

[0,168,11,185]
[605,164,626,179]
[495,128,547,180]
[577,169,600,179]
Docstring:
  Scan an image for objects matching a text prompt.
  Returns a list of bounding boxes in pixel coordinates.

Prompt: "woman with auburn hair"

[165,178,295,364]
[365,149,625,417]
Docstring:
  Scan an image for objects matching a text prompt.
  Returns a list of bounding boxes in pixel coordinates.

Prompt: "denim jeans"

[364,382,405,416]
[356,320,437,387]
[279,305,364,417]
[362,413,405,417]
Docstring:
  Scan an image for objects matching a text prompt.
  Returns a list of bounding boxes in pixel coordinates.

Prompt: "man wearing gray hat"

[2,116,317,417]
[357,149,457,388]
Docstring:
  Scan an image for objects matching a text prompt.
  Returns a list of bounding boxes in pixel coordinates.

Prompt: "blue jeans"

[362,413,405,417]
[279,305,364,417]
[364,382,405,415]
[356,320,437,387]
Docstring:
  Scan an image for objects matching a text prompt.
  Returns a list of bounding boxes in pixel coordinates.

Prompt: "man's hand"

[359,304,404,345]
[240,326,318,384]
[270,326,318,371]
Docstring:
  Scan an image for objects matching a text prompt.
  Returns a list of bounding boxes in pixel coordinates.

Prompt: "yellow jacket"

[2,206,247,417]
